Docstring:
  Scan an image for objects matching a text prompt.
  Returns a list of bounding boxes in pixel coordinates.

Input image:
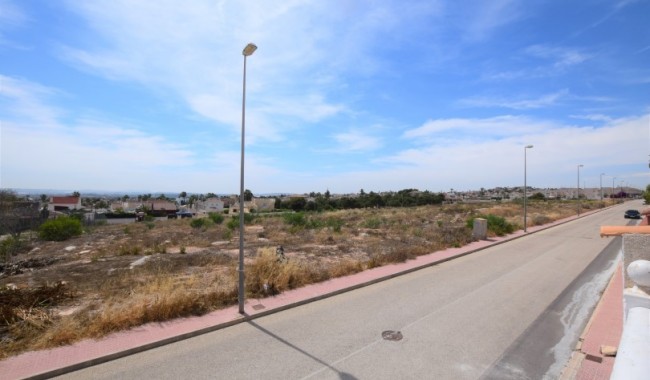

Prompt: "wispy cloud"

[57,1,441,144]
[331,129,383,153]
[377,113,649,190]
[1,76,195,190]
[569,114,613,122]
[483,45,590,82]
[402,115,554,142]
[458,0,523,41]
[524,45,590,69]
[0,0,28,48]
[459,90,569,110]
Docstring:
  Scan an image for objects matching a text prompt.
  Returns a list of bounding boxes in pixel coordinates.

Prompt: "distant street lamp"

[524,145,533,232]
[600,173,605,200]
[577,164,584,215]
[612,177,617,198]
[238,42,257,314]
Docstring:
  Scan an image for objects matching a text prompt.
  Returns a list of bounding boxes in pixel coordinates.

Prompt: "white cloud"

[403,115,553,141]
[331,129,383,153]
[457,0,523,42]
[459,90,569,110]
[525,45,591,69]
[0,0,27,47]
[0,76,195,191]
[57,0,440,144]
[375,114,650,190]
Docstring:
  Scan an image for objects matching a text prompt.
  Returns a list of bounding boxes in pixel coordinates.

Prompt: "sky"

[1,0,649,195]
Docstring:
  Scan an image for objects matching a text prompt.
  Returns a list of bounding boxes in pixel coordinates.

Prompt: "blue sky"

[1,0,649,195]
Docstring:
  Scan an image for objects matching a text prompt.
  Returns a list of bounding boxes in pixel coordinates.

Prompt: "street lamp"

[612,177,617,198]
[524,145,533,232]
[238,42,257,314]
[600,173,605,200]
[577,164,584,215]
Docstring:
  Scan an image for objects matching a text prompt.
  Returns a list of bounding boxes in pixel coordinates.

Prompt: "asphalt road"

[57,201,637,380]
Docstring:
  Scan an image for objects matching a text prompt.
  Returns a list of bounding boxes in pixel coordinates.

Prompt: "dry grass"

[0,199,617,358]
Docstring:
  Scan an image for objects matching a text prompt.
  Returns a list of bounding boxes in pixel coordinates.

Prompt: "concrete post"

[472,218,487,240]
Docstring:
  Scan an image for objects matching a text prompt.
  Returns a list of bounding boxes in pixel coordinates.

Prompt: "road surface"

[57,201,637,380]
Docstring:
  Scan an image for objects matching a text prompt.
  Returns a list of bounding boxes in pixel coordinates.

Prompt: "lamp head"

[525,145,533,149]
[243,43,257,56]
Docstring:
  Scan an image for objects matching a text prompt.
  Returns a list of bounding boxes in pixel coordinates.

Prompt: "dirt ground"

[0,199,612,358]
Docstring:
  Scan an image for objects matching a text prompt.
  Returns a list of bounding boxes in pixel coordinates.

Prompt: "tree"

[529,192,546,201]
[40,194,48,203]
[72,191,80,198]
[188,194,198,209]
[244,189,253,201]
[179,191,187,200]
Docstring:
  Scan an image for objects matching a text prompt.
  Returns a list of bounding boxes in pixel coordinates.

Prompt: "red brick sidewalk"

[571,261,623,379]
[562,214,648,379]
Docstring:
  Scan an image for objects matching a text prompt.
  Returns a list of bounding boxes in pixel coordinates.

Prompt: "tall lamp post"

[524,145,533,232]
[612,177,617,198]
[238,42,257,314]
[577,164,584,215]
[600,173,605,200]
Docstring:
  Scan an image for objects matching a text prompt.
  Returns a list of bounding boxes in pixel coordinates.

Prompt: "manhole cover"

[252,304,265,310]
[381,330,403,341]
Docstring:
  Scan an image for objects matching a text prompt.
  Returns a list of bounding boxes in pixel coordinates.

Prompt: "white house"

[48,196,82,212]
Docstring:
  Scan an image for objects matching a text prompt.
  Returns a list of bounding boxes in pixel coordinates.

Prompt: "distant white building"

[48,196,82,212]
[197,197,224,213]
[252,197,275,212]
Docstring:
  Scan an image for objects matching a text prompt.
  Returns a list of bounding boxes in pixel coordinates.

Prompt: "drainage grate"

[381,330,403,341]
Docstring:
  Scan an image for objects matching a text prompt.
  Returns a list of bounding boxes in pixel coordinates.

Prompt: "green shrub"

[284,212,306,227]
[466,214,516,237]
[208,212,224,224]
[226,214,255,230]
[325,217,344,232]
[1,237,24,262]
[190,218,206,229]
[39,217,83,241]
[226,217,239,230]
[363,218,382,229]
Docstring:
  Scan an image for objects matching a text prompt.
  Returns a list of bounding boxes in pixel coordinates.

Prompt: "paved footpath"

[1,209,623,380]
[561,215,648,379]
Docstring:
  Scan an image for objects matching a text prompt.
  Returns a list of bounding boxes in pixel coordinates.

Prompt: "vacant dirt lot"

[0,199,612,358]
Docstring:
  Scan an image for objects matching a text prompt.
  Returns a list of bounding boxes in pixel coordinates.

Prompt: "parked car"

[624,209,641,219]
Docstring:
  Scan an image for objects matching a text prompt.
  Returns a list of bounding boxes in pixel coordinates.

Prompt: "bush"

[1,237,24,262]
[226,217,238,230]
[466,214,516,237]
[208,212,224,224]
[190,218,207,229]
[38,217,83,241]
[284,212,306,227]
[363,218,382,229]
[226,214,255,230]
[325,217,344,232]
